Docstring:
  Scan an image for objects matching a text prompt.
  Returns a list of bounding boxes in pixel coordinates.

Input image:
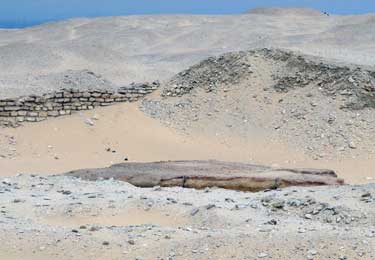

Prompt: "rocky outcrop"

[0,81,159,127]
[66,160,344,192]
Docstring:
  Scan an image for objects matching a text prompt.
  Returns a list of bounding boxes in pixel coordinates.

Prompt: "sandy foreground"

[0,102,374,184]
[0,173,374,260]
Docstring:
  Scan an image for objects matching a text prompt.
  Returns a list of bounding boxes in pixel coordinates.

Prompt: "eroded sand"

[0,102,374,184]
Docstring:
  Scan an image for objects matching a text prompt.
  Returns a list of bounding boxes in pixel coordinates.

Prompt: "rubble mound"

[142,49,375,159]
[162,48,375,109]
[265,49,375,110]
[162,52,253,97]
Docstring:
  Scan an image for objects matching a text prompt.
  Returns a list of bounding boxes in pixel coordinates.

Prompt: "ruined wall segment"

[0,82,159,126]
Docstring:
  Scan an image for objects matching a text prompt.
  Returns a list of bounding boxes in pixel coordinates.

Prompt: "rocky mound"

[142,49,375,159]
[161,48,375,109]
[66,160,343,192]
[162,52,253,97]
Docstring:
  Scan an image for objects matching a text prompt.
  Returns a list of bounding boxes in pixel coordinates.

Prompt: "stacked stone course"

[0,81,159,126]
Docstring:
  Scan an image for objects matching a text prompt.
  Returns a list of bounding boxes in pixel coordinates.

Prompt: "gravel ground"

[0,174,374,259]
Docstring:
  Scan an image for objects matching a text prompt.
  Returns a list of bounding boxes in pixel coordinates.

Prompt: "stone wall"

[0,82,159,127]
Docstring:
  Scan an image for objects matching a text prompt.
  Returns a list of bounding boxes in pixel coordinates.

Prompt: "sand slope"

[0,102,374,184]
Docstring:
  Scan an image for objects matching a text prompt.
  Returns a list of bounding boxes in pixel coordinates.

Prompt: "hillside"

[1,8,375,98]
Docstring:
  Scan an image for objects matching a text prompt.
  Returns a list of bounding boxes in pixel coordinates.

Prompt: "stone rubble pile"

[261,194,363,225]
[142,48,375,159]
[266,49,375,110]
[162,48,375,110]
[162,51,253,97]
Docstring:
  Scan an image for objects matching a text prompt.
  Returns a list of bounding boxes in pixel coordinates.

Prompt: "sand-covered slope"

[1,8,375,98]
[142,49,375,159]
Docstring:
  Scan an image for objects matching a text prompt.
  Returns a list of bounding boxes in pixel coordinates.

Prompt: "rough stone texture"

[66,160,344,192]
[162,52,253,97]
[161,48,375,110]
[0,81,159,127]
[264,49,375,110]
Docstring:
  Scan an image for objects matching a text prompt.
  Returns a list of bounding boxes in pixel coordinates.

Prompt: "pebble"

[190,208,200,216]
[258,252,268,258]
[348,141,357,149]
[205,204,216,210]
[85,119,95,126]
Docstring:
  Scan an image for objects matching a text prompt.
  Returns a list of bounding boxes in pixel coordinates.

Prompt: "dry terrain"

[0,8,375,98]
[0,7,375,260]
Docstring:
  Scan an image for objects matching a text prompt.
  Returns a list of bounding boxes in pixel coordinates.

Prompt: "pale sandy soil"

[0,174,374,260]
[0,102,374,184]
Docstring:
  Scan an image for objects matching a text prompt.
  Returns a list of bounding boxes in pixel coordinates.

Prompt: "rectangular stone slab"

[65,160,344,192]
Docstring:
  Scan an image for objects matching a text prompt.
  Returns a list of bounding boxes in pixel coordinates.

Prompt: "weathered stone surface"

[65,160,344,192]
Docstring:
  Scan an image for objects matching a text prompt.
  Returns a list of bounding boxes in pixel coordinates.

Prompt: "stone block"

[26,117,36,122]
[38,111,48,117]
[16,116,25,122]
[48,111,59,117]
[4,106,20,111]
[27,112,38,117]
[18,111,27,116]
[0,112,11,117]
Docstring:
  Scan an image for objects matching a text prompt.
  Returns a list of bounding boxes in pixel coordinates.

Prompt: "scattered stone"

[257,252,268,258]
[85,119,95,126]
[190,208,200,216]
[12,199,24,203]
[205,204,216,210]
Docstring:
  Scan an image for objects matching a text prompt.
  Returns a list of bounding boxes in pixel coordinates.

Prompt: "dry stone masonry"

[0,81,159,127]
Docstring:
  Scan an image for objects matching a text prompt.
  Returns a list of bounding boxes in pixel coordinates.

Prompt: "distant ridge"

[246,7,324,16]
